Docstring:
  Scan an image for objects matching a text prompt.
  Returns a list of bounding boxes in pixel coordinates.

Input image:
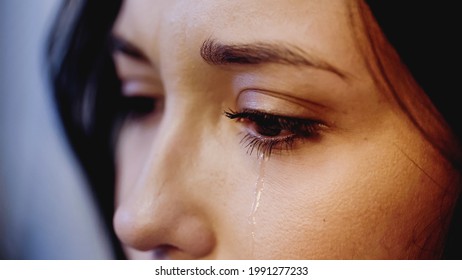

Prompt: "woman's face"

[112,0,455,259]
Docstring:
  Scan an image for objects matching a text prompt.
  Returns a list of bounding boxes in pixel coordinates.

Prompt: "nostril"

[114,198,216,259]
[152,245,177,260]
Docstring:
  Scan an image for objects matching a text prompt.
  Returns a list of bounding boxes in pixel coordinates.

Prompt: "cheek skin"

[250,113,454,259]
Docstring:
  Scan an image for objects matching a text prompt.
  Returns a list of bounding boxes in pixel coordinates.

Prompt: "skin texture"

[112,0,458,259]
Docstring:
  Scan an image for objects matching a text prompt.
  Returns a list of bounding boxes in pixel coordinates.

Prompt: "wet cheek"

[251,172,350,258]
[250,143,431,259]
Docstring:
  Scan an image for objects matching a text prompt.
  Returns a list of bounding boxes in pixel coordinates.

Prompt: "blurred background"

[0,0,113,259]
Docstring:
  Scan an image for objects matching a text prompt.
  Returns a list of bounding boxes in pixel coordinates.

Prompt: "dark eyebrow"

[110,34,150,63]
[200,38,348,79]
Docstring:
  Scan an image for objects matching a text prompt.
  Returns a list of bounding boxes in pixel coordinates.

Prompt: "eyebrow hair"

[200,38,348,79]
[110,35,150,62]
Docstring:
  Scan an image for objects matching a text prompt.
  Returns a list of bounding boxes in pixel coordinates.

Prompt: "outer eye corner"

[224,108,239,120]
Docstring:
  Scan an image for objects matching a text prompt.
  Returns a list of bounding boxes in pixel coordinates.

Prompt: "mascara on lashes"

[224,109,325,157]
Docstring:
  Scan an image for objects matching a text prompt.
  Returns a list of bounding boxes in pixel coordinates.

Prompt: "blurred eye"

[120,96,157,119]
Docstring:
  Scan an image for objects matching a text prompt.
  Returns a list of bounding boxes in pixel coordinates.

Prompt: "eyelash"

[225,109,325,157]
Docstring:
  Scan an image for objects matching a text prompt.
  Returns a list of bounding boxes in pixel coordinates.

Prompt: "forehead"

[113,0,365,76]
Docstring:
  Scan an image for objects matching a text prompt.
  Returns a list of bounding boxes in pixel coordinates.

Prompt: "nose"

[113,118,217,259]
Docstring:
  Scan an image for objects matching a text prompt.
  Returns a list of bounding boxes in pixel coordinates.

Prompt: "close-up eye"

[225,109,325,157]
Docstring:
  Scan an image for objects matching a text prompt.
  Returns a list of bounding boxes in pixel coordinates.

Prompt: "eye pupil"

[225,109,323,156]
[254,123,282,137]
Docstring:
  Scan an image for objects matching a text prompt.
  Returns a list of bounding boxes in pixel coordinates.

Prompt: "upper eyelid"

[120,80,165,98]
[110,35,151,63]
[113,52,163,90]
[225,109,324,124]
[225,109,332,139]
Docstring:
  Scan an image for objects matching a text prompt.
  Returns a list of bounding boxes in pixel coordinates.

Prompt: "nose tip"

[113,199,216,259]
[113,207,159,251]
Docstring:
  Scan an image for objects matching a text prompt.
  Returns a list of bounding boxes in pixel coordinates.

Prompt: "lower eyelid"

[239,126,321,157]
[240,133,300,157]
[121,80,164,98]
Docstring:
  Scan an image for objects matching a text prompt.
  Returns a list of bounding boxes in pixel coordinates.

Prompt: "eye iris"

[254,121,282,137]
[224,109,325,157]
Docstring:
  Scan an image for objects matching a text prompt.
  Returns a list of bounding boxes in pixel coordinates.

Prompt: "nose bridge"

[147,91,227,189]
[149,108,205,189]
[114,105,219,256]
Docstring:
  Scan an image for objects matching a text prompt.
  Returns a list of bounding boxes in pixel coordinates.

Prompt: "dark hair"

[354,1,462,259]
[47,0,461,259]
[47,0,125,259]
